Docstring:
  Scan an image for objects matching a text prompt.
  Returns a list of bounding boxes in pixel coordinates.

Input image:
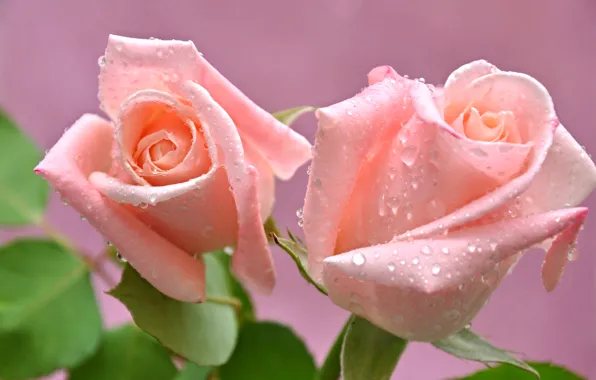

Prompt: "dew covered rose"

[35,35,311,302]
[303,60,596,341]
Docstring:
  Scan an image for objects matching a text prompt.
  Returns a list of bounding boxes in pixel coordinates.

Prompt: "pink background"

[1,1,596,379]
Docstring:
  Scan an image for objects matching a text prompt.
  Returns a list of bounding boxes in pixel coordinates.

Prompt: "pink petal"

[116,90,211,186]
[176,80,275,294]
[335,81,532,255]
[323,207,587,341]
[367,65,400,85]
[443,60,499,106]
[519,125,596,214]
[303,76,414,282]
[397,74,557,241]
[99,35,310,181]
[243,138,275,221]
[35,114,206,302]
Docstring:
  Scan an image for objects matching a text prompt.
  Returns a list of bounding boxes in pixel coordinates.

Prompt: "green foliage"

[272,106,316,126]
[110,253,238,366]
[219,322,316,380]
[433,329,539,378]
[174,363,212,380]
[0,110,49,225]
[0,239,101,379]
[458,362,584,380]
[341,316,407,380]
[69,325,178,380]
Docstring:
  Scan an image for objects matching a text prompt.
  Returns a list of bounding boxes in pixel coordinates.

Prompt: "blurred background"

[1,0,596,379]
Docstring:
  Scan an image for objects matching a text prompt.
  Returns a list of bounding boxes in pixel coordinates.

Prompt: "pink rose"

[35,35,311,302]
[303,60,596,341]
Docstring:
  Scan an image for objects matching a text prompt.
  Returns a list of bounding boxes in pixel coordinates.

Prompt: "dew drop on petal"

[387,262,396,272]
[352,252,366,266]
[421,245,433,255]
[116,252,127,263]
[412,257,420,265]
[139,203,149,209]
[297,218,304,227]
[401,145,418,167]
[467,243,477,253]
[431,263,441,275]
[296,208,304,218]
[441,247,450,255]
[444,309,461,321]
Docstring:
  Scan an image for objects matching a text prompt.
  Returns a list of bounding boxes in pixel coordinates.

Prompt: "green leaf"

[175,363,212,380]
[212,251,255,323]
[263,216,281,243]
[272,232,327,295]
[109,253,238,366]
[0,239,102,379]
[0,109,49,225]
[69,325,178,380]
[433,329,539,378]
[219,322,316,380]
[273,106,316,126]
[458,362,584,379]
[341,316,407,380]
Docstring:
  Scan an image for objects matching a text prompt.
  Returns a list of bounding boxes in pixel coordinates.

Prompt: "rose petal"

[398,74,557,241]
[176,81,275,294]
[99,35,311,180]
[323,207,587,341]
[443,60,499,109]
[35,114,206,302]
[117,90,211,186]
[303,76,413,281]
[243,138,275,221]
[519,125,596,214]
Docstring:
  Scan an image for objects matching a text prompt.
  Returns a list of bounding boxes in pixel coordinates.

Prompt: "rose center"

[461,106,521,144]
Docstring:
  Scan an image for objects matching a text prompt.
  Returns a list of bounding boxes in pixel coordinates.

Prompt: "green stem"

[315,315,355,380]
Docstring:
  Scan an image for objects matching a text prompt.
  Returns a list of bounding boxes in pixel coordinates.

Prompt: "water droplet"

[406,212,413,221]
[431,263,441,275]
[458,283,466,291]
[421,245,433,255]
[467,243,477,253]
[387,262,396,272]
[116,252,127,263]
[352,252,366,266]
[400,260,406,266]
[296,208,303,218]
[297,218,304,227]
[398,127,410,144]
[412,257,420,265]
[555,217,561,223]
[401,145,418,167]
[223,246,234,255]
[441,247,450,255]
[61,198,69,206]
[489,240,498,252]
[139,203,149,209]
[444,309,461,321]
[307,166,312,175]
[464,323,472,329]
[387,196,400,216]
[97,55,106,66]
[481,269,500,287]
[418,77,426,83]
[105,240,112,247]
[80,215,87,221]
